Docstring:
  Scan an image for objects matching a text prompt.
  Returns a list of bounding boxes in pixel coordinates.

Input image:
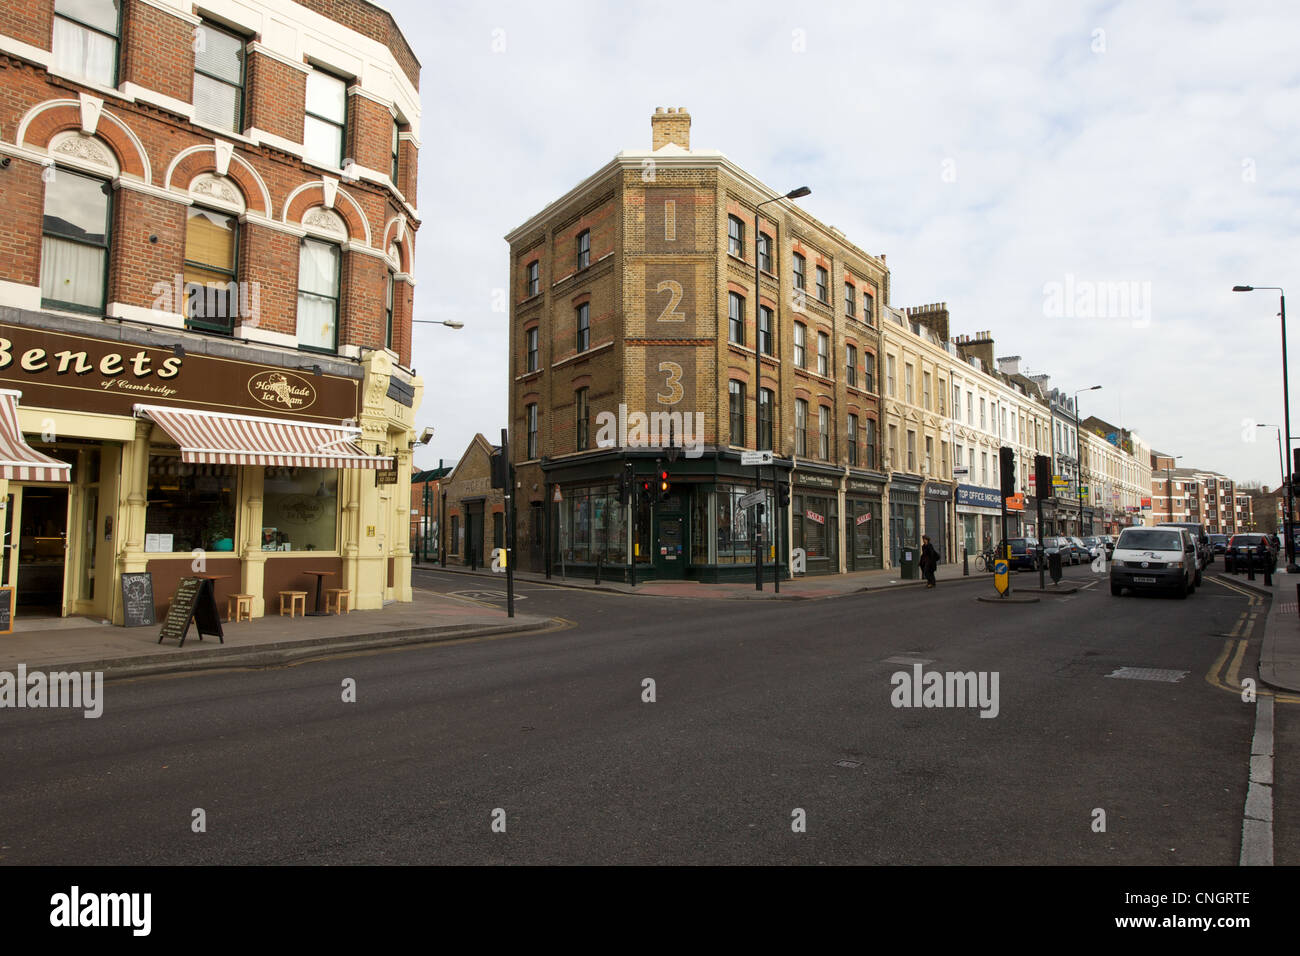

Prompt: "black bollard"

[963,548,969,576]
[1247,562,1255,581]
[595,555,602,586]
[1264,564,1273,586]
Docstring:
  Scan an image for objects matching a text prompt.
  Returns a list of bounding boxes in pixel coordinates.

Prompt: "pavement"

[0,589,550,678]
[1214,563,1300,693]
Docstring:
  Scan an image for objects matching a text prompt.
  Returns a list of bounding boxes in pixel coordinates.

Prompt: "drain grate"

[1107,666,1188,683]
[835,759,862,769]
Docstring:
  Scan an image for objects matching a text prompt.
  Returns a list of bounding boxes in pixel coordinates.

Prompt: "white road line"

[1240,695,1274,866]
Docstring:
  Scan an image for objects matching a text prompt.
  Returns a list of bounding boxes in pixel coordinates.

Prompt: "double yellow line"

[1204,577,1300,704]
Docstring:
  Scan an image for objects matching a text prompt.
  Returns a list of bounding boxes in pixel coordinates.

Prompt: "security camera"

[0,157,10,169]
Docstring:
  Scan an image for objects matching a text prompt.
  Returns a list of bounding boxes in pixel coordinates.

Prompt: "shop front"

[845,476,883,571]
[955,484,1002,560]
[0,315,420,625]
[924,482,953,563]
[791,470,839,576]
[888,480,920,567]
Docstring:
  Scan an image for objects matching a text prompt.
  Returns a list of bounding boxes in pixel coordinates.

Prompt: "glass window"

[866,418,877,469]
[818,406,829,459]
[795,399,808,456]
[576,388,589,451]
[41,167,111,313]
[728,292,744,345]
[758,388,773,451]
[886,355,896,396]
[953,385,961,421]
[296,238,339,352]
[846,344,857,386]
[526,403,538,458]
[862,289,873,324]
[715,483,774,565]
[905,363,914,404]
[793,323,806,367]
[145,456,236,552]
[183,206,238,333]
[792,253,805,290]
[525,327,538,372]
[907,431,916,471]
[391,121,400,183]
[304,68,347,168]
[815,266,828,303]
[194,20,244,131]
[845,282,856,316]
[576,230,590,270]
[817,332,829,376]
[729,380,745,446]
[728,215,744,258]
[526,260,539,297]
[759,305,774,355]
[848,414,858,466]
[865,352,875,393]
[557,483,627,565]
[925,436,933,474]
[262,466,338,552]
[53,0,120,86]
[384,269,395,349]
[758,232,773,272]
[923,371,932,410]
[576,302,590,351]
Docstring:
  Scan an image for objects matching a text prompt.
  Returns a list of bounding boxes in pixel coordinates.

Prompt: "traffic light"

[658,469,671,501]
[1035,455,1052,500]
[618,466,631,505]
[777,481,791,509]
[999,446,1016,498]
[489,449,508,490]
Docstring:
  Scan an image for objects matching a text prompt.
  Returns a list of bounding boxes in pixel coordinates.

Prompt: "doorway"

[4,486,70,616]
[653,509,686,578]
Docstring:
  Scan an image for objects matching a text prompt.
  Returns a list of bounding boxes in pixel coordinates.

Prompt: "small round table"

[302,570,336,616]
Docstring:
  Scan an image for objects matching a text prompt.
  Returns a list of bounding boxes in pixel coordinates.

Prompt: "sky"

[390,0,1300,489]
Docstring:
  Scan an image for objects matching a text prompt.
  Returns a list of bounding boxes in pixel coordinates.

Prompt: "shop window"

[145,456,236,553]
[184,206,239,334]
[556,483,625,564]
[304,67,348,168]
[262,466,338,552]
[193,19,244,132]
[715,483,773,564]
[53,0,119,86]
[297,238,340,352]
[41,167,111,314]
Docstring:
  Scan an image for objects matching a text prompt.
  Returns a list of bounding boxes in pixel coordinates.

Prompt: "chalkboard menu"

[158,577,224,647]
[120,573,155,627]
[0,586,12,635]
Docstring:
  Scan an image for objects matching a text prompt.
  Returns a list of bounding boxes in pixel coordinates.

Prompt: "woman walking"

[920,535,939,589]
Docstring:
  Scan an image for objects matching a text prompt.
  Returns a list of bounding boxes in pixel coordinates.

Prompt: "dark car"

[1209,534,1230,555]
[1225,534,1276,574]
[1040,536,1076,566]
[1081,536,1108,562]
[1158,522,1213,567]
[1001,537,1041,571]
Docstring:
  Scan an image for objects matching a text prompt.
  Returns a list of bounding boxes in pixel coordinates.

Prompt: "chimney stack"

[651,106,691,150]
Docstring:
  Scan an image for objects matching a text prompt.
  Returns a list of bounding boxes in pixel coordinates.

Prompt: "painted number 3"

[657,362,683,405]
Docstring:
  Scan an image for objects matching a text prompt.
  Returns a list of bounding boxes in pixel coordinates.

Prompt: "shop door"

[6,487,71,615]
[465,506,483,568]
[653,511,686,578]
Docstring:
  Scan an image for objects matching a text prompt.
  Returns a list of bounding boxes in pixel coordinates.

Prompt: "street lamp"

[1234,285,1296,571]
[1074,385,1101,536]
[414,319,465,329]
[753,185,811,592]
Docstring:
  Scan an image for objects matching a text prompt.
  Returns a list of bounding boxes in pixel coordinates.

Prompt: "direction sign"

[738,489,765,509]
[741,451,774,466]
[953,466,970,478]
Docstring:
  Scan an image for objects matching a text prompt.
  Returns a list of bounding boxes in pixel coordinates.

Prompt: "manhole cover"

[835,759,862,769]
[1107,667,1188,683]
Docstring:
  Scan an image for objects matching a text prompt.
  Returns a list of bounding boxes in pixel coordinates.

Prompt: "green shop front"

[845,475,884,571]
[543,450,783,583]
[790,469,840,576]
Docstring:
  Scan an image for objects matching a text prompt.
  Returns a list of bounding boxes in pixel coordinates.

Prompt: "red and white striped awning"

[135,404,393,470]
[0,390,71,482]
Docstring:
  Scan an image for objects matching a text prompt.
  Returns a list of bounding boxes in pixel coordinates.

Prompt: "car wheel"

[1195,569,1203,587]
[1110,582,1122,596]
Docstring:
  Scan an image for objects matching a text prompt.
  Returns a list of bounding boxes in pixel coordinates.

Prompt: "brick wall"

[1,0,52,49]
[121,0,193,104]
[246,51,306,142]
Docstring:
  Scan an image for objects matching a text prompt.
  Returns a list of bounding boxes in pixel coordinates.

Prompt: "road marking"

[449,589,529,603]
[1240,696,1274,866]
[1107,666,1188,683]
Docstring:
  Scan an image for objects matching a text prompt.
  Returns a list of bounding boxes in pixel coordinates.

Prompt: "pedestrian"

[920,534,939,589]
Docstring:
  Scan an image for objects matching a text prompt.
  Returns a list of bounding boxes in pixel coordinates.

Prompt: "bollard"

[1264,563,1273,587]
[1296,581,1299,618]
[1247,562,1255,581]
[963,548,969,576]
[595,554,602,586]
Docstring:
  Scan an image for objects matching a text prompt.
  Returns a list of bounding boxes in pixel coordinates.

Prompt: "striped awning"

[135,404,393,470]
[0,390,71,482]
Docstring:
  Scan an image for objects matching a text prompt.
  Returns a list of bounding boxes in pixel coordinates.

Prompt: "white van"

[1110,526,1197,598]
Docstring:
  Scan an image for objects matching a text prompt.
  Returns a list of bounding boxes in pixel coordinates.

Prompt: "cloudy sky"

[392,0,1300,489]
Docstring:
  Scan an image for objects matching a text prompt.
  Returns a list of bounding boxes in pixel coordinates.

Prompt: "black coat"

[920,543,939,572]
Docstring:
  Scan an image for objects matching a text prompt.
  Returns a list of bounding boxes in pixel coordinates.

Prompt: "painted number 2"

[655,279,686,323]
[657,361,683,405]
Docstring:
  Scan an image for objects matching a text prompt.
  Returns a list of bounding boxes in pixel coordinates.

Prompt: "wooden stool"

[227,593,254,622]
[325,588,351,614]
[279,591,307,617]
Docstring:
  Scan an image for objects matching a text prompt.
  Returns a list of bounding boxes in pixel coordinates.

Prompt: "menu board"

[0,586,12,634]
[157,577,224,647]
[120,573,155,627]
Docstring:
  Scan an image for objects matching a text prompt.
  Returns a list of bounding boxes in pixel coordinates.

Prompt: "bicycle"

[974,548,996,572]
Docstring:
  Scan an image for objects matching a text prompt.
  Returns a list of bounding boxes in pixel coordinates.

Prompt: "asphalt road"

[0,565,1284,865]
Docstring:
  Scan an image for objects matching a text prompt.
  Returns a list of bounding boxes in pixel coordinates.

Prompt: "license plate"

[1134,576,1157,584]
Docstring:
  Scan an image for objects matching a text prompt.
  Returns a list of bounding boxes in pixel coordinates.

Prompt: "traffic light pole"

[772,462,780,593]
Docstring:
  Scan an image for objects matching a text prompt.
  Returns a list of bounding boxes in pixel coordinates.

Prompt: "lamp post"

[413,319,465,329]
[1165,455,1183,526]
[1074,386,1101,536]
[753,185,811,592]
[1234,285,1295,571]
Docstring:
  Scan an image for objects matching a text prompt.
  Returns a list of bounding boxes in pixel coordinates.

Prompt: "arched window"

[41,166,112,313]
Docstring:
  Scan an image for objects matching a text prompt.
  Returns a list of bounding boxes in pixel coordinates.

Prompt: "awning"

[0,389,71,482]
[134,404,393,470]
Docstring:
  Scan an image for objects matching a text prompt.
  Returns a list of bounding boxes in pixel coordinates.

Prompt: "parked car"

[1225,533,1277,574]
[1068,536,1091,563]
[1209,534,1230,555]
[1158,521,1213,567]
[1111,526,1198,598]
[1081,536,1107,561]
[1040,536,1076,566]
[1001,537,1041,571]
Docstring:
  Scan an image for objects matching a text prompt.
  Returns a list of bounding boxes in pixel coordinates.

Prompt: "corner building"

[0,0,422,622]
[506,109,888,581]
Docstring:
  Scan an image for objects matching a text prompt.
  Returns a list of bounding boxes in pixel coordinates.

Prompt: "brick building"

[505,108,887,581]
[410,460,451,563]
[439,434,505,569]
[0,0,422,622]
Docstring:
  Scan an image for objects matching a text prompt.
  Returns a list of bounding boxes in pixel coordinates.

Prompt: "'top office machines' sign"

[956,485,1003,510]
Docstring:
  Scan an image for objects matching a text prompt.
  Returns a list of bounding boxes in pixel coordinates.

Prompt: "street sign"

[741,451,774,466]
[552,486,562,503]
[738,489,765,509]
[953,466,969,478]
